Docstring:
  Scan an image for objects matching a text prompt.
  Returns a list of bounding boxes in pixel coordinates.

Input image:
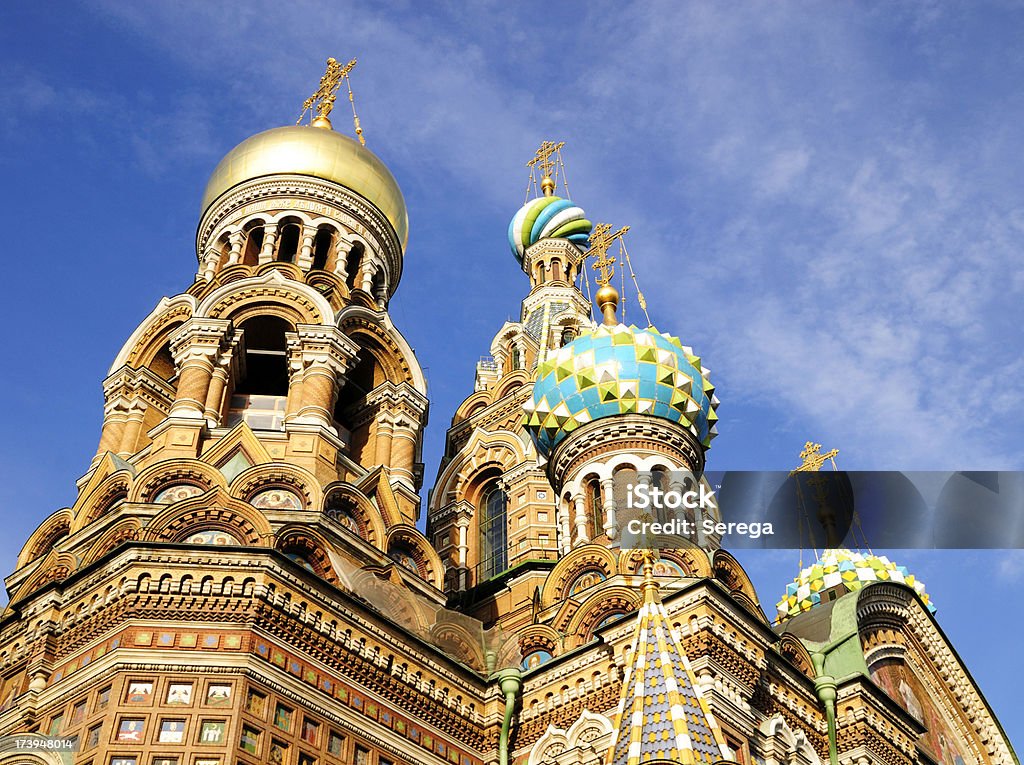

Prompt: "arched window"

[241,222,264,266]
[311,226,334,271]
[479,483,508,580]
[586,478,603,538]
[345,243,364,291]
[227,316,291,431]
[276,219,302,263]
[511,347,522,371]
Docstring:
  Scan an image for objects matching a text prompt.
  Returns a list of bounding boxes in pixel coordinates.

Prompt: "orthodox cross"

[588,222,630,286]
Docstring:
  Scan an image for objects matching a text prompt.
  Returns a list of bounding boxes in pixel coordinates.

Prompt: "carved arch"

[17,509,73,568]
[711,549,761,606]
[129,460,228,503]
[562,585,641,640]
[145,488,273,546]
[274,525,340,585]
[110,294,196,372]
[321,482,385,545]
[81,518,143,566]
[542,544,618,607]
[336,306,427,394]
[385,525,444,588]
[74,474,132,531]
[195,271,332,325]
[777,634,816,680]
[14,551,77,604]
[229,462,322,509]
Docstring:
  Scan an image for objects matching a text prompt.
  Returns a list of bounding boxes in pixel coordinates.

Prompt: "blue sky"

[1,0,1021,751]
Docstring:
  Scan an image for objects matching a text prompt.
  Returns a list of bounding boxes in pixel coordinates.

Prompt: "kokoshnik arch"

[0,60,1015,765]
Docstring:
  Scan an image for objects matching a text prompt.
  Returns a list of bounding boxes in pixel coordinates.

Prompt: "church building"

[0,60,1015,765]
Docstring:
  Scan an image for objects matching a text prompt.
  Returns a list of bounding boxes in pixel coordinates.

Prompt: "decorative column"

[559,497,572,554]
[96,396,129,460]
[359,258,379,293]
[386,385,427,489]
[201,249,219,282]
[259,223,278,264]
[296,225,317,270]
[332,239,353,280]
[601,477,617,539]
[203,338,237,427]
[226,231,244,265]
[572,493,589,545]
[455,515,471,591]
[118,402,148,458]
[288,325,358,431]
[373,412,394,466]
[168,319,233,419]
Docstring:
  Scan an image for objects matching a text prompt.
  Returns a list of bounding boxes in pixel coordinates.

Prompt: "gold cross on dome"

[298,57,357,124]
[588,222,630,286]
[527,140,565,180]
[790,441,840,474]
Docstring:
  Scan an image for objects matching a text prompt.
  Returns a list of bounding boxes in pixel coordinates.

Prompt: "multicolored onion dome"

[776,548,935,622]
[523,323,719,459]
[507,195,592,261]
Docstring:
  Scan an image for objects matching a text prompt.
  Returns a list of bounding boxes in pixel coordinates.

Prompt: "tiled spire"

[609,554,729,765]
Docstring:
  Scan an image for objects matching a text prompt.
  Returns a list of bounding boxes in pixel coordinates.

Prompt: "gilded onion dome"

[507,194,592,261]
[522,323,719,459]
[776,548,935,622]
[201,125,409,249]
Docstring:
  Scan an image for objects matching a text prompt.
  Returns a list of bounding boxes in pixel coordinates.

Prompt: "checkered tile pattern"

[609,600,729,765]
[523,323,719,458]
[776,548,935,621]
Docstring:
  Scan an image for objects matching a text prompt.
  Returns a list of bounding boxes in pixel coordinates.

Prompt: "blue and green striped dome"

[508,195,592,261]
[523,323,719,458]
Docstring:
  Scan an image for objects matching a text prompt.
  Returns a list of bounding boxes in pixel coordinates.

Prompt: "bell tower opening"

[312,226,335,270]
[227,316,291,431]
[277,218,302,263]
[345,243,364,291]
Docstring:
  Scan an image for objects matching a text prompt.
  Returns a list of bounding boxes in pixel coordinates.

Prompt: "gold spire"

[297,57,365,145]
[587,222,630,325]
[527,140,564,197]
[640,549,660,604]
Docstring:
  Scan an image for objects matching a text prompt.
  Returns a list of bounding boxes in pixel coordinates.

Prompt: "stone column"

[297,225,316,270]
[559,498,572,554]
[201,249,219,282]
[96,398,129,460]
[259,223,278,264]
[118,402,148,457]
[360,259,376,293]
[203,351,232,427]
[288,325,358,431]
[601,477,617,539]
[226,231,244,265]
[332,240,353,280]
[572,494,589,545]
[168,319,233,419]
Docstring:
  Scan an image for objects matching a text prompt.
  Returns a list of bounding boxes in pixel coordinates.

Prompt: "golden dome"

[201,125,409,249]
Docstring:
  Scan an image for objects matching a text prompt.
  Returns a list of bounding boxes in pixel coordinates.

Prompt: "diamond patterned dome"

[523,323,719,459]
[776,548,935,622]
